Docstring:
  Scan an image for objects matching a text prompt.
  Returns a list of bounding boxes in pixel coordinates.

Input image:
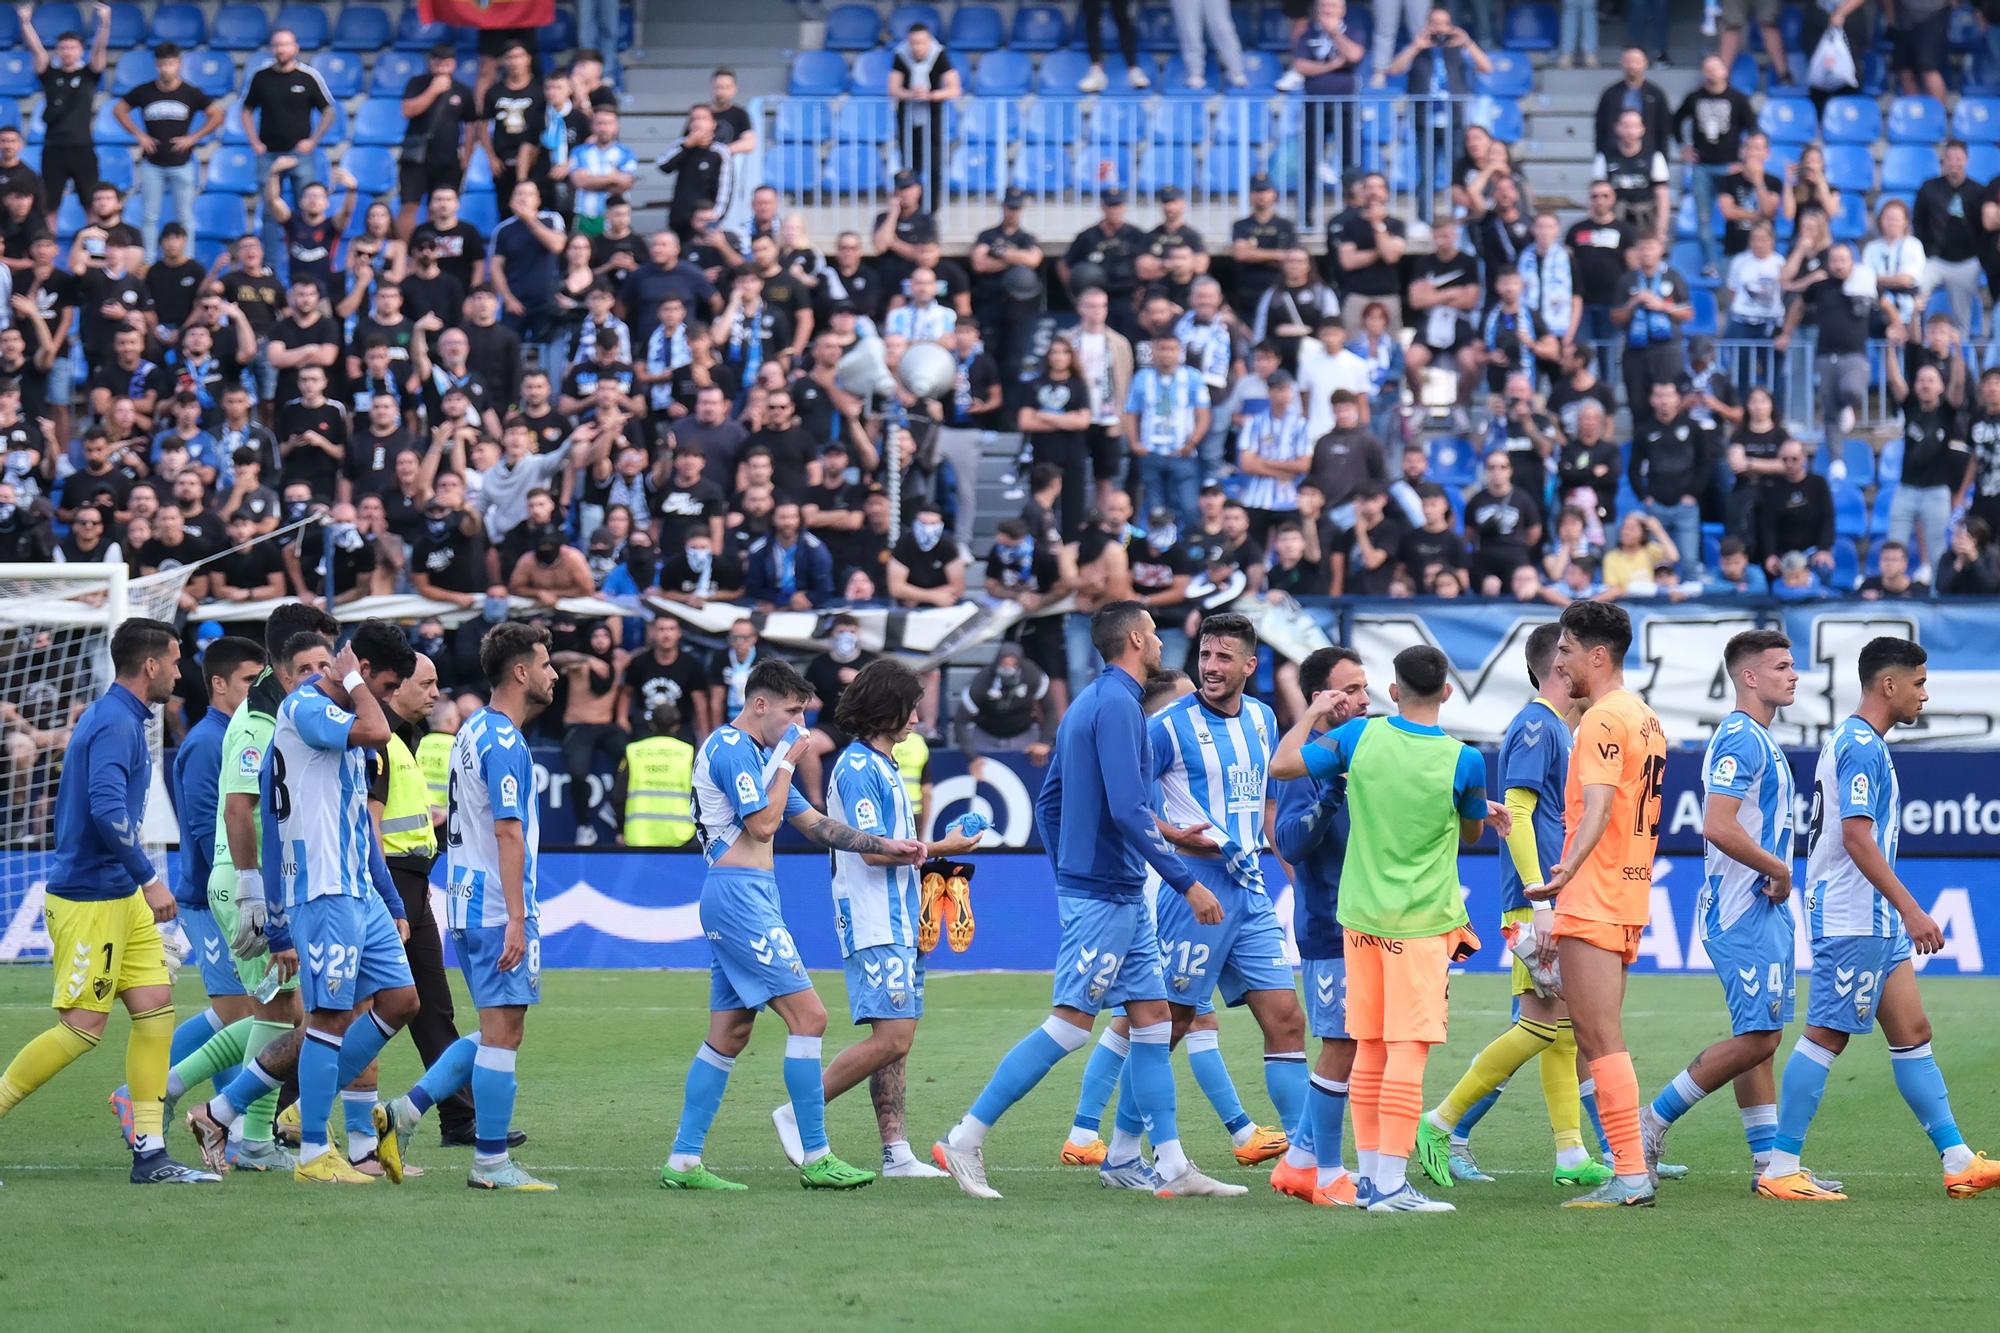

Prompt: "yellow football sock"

[1437,1018,1557,1128]
[0,1021,101,1117]
[126,1005,174,1144]
[1542,1018,1585,1152]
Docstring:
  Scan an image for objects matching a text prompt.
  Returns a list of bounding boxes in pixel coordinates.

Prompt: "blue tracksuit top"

[1271,728,1349,960]
[48,683,159,901]
[172,707,229,908]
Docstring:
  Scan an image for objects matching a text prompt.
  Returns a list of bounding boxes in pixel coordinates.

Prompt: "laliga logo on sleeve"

[1710,755,1737,788]
[736,772,759,804]
[500,775,519,808]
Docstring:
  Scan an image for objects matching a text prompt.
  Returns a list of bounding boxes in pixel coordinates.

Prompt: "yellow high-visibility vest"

[381,734,439,859]
[623,735,696,848]
[892,732,929,820]
[416,730,452,819]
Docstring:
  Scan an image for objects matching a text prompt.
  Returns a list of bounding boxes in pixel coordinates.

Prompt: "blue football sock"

[1308,1074,1348,1184]
[1112,1066,1145,1137]
[213,1057,281,1119]
[297,1029,342,1150]
[170,1008,223,1066]
[1772,1035,1838,1157]
[968,1018,1086,1128]
[1889,1042,1967,1157]
[670,1043,736,1158]
[1184,1029,1251,1135]
[409,1036,480,1116]
[784,1034,829,1160]
[1741,1103,1777,1158]
[1263,1051,1308,1138]
[1650,1068,1709,1127]
[1454,1083,1505,1142]
[470,1045,518,1158]
[333,1011,396,1086]
[1579,1077,1612,1156]
[342,1088,377,1141]
[1125,1022,1181,1150]
[1069,1028,1128,1134]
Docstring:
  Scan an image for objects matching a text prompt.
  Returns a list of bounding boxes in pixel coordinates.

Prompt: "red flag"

[417,0,555,30]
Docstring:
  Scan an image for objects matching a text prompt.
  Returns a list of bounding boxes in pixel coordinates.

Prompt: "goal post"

[0,562,196,963]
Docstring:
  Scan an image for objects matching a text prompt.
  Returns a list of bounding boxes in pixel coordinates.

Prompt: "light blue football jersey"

[1804,714,1900,940]
[268,680,373,910]
[691,725,810,864]
[445,706,541,931]
[825,741,919,955]
[1148,692,1276,892]
[1698,709,1795,940]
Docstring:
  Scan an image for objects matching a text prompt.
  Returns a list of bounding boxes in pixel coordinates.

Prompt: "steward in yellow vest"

[615,703,696,848]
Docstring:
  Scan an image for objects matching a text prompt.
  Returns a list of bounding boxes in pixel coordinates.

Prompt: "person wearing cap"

[889,24,959,212]
[114,43,223,264]
[1230,173,1298,318]
[396,45,478,243]
[1062,192,1148,334]
[971,189,1045,355]
[1138,186,1210,284]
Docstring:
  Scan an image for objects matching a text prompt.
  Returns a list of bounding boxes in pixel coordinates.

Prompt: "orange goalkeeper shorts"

[1342,929,1450,1044]
[1550,913,1643,966]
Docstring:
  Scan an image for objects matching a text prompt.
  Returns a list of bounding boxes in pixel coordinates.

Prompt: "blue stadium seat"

[1469,95,1522,143]
[1011,4,1066,51]
[1076,143,1133,190]
[834,98,895,143]
[1044,51,1101,97]
[55,194,87,238]
[1877,433,1904,482]
[1729,51,1760,94]
[345,146,397,197]
[1823,142,1876,193]
[1828,538,1858,591]
[1821,95,1881,143]
[1829,189,1869,240]
[823,4,880,51]
[211,4,271,51]
[461,149,492,190]
[370,51,426,97]
[1232,49,1281,95]
[106,3,146,49]
[1099,55,1159,94]
[1969,144,2000,183]
[774,99,835,144]
[1880,144,1937,192]
[332,6,393,52]
[1760,97,1815,145]
[93,102,135,147]
[1158,55,1220,93]
[1953,95,2000,141]
[1950,4,1985,53]
[0,10,16,49]
[1886,95,1947,144]
[1502,3,1558,51]
[1670,241,1707,284]
[544,7,577,53]
[352,98,407,147]
[1427,436,1477,488]
[887,5,941,40]
[1137,5,1178,52]
[950,99,1013,145]
[319,100,348,146]
[0,53,30,99]
[1255,3,1291,50]
[1476,51,1533,99]
[195,191,248,239]
[1151,99,1207,143]
[274,3,331,49]
[1137,144,1197,194]
[949,5,1004,52]
[314,52,365,100]
[32,5,82,46]
[459,189,498,234]
[395,6,450,51]
[1687,287,1718,336]
[971,50,1033,98]
[789,51,849,97]
[1832,482,1867,540]
[111,48,156,97]
[850,47,894,95]
[1202,143,1255,196]
[204,145,259,193]
[1013,143,1074,193]
[1092,99,1149,145]
[948,142,1005,196]
[824,144,887,193]
[1869,484,1896,541]
[96,150,133,192]
[1021,100,1082,143]
[1838,437,1877,487]
[176,49,235,98]
[150,3,205,47]
[0,97,15,131]
[765,143,819,194]
[1072,6,1119,50]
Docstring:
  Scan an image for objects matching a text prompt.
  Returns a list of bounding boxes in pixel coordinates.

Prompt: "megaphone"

[834,337,897,398]
[834,336,958,401]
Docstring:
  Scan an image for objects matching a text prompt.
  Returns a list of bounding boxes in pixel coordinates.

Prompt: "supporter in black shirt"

[742,388,817,495]
[1265,521,1327,598]
[411,188,487,292]
[267,278,344,406]
[509,370,573,453]
[397,45,478,232]
[0,127,44,215]
[1565,188,1636,339]
[399,235,467,332]
[1555,399,1623,525]
[274,367,349,500]
[1465,452,1544,591]
[143,227,205,333]
[77,261,151,366]
[1229,174,1296,317]
[240,31,332,158]
[1758,440,1836,573]
[621,617,712,735]
[869,174,937,298]
[1395,485,1469,590]
[215,238,284,342]
[481,43,547,203]
[210,509,287,599]
[25,10,107,221]
[409,482,491,606]
[344,394,417,497]
[654,444,727,549]
[1060,191,1148,325]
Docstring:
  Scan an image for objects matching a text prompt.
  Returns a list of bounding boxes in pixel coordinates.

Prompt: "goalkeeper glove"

[231,868,271,959]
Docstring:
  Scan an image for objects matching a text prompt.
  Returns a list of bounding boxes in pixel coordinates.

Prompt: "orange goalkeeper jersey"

[1559,688,1667,927]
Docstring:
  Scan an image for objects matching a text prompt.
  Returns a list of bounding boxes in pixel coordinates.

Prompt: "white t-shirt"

[1296,342,1371,441]
[1860,233,1926,323]
[1725,251,1786,323]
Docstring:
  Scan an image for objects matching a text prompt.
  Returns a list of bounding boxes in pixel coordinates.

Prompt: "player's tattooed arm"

[793,810,928,863]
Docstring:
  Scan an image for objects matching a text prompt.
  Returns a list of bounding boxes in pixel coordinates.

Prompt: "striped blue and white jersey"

[1805,714,1900,940]
[1148,692,1277,893]
[826,741,919,955]
[691,724,810,864]
[1698,709,1794,940]
[268,680,373,909]
[445,707,540,930]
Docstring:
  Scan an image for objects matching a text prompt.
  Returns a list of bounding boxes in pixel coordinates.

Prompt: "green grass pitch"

[2,966,1997,1330]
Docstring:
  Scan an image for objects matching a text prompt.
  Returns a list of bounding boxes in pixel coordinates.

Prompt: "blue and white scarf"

[646,323,689,411]
[1627,268,1676,348]
[1518,244,1574,337]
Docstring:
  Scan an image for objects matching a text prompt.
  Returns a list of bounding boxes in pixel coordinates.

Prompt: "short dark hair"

[1197,611,1257,654]
[1091,600,1152,661]
[480,620,551,687]
[1140,670,1190,713]
[745,658,814,704]
[647,701,682,735]
[1724,628,1792,676]
[1393,644,1449,700]
[110,618,177,676]
[834,658,924,741]
[1858,636,1926,690]
[1559,600,1633,659]
[279,631,333,672]
[263,601,339,658]
[1299,645,1361,699]
[350,619,416,680]
[203,635,267,689]
[1525,622,1562,690]
[995,517,1027,541]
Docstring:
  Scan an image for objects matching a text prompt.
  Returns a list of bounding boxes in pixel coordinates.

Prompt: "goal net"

[0,563,197,963]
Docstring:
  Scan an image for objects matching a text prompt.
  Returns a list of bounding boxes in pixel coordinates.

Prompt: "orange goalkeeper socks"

[1589,1051,1645,1180]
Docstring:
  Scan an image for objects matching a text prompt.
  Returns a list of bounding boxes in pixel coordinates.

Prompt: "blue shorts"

[1807,932,1913,1034]
[843,943,924,1024]
[293,893,415,1014]
[1155,883,1294,1012]
[1301,957,1349,1040]
[1703,904,1795,1035]
[453,918,542,1009]
[1051,893,1166,1016]
[701,866,813,1013]
[179,906,246,998]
